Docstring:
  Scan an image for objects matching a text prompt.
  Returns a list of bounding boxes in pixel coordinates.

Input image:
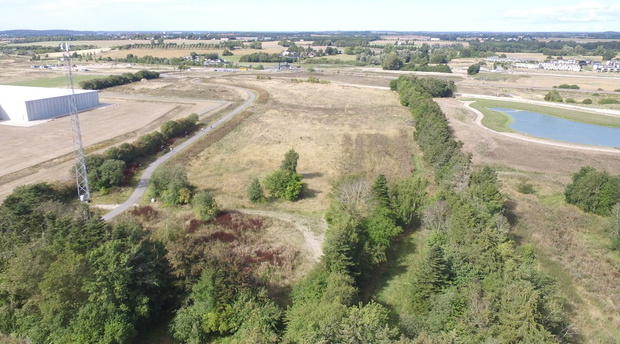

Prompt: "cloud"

[503,1,620,23]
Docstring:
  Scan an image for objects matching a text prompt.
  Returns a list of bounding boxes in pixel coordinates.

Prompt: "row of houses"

[592,60,620,72]
[490,57,585,72]
[513,62,582,72]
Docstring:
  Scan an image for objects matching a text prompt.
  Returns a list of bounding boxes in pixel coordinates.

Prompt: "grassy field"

[3,75,100,87]
[466,98,620,130]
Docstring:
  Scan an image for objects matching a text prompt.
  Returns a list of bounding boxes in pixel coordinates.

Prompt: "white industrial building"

[0,85,99,123]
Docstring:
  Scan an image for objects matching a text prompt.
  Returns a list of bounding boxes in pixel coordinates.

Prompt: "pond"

[488,107,620,148]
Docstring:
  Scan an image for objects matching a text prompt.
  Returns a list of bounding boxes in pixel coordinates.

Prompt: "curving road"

[102,85,256,221]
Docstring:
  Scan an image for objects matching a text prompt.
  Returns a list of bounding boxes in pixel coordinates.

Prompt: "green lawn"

[465,98,620,131]
[4,75,101,88]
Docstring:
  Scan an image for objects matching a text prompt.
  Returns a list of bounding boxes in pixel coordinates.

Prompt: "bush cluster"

[565,166,620,215]
[555,84,579,89]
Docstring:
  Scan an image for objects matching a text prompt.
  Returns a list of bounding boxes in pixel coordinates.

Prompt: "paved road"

[102,85,256,221]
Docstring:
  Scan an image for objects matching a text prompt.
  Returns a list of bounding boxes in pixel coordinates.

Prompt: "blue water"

[489,107,620,148]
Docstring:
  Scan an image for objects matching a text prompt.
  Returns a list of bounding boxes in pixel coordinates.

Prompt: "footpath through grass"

[466,98,620,131]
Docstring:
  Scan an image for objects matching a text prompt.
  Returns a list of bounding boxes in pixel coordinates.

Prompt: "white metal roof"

[0,85,97,102]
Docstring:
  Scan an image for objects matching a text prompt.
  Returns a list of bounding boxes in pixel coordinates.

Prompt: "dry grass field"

[184,72,416,214]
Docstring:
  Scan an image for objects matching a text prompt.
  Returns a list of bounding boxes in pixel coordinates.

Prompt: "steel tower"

[62,43,91,202]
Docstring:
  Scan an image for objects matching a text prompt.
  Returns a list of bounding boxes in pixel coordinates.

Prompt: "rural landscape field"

[1,28,620,344]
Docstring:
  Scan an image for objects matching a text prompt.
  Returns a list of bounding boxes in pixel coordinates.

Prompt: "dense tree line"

[240,52,295,63]
[387,76,570,342]
[112,41,245,51]
[79,70,159,90]
[366,44,454,73]
[469,40,620,55]
[0,184,174,343]
[81,114,199,195]
[390,75,467,187]
[283,173,426,342]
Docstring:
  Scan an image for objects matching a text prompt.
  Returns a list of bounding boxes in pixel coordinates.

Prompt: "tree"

[150,164,192,206]
[280,148,299,173]
[382,52,403,70]
[467,63,480,75]
[263,170,303,201]
[95,159,126,190]
[337,302,399,343]
[247,177,266,203]
[371,174,390,209]
[544,90,563,102]
[161,120,182,140]
[389,177,427,226]
[602,50,617,61]
[565,166,620,215]
[193,191,219,221]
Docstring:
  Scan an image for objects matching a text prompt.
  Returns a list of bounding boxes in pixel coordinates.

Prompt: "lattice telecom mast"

[62,43,91,202]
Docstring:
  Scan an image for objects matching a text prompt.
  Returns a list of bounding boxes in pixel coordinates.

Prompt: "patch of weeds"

[517,180,536,194]
[539,194,565,208]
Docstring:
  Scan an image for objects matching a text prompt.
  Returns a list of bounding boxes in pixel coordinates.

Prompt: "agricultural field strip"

[102,85,256,220]
[460,94,620,153]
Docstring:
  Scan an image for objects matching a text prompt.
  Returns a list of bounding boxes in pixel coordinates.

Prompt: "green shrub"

[517,180,536,194]
[565,166,620,215]
[565,98,576,103]
[467,64,481,75]
[247,177,266,203]
[193,191,219,220]
[544,90,563,102]
[557,84,579,89]
[582,98,592,104]
[263,170,303,201]
[598,98,620,105]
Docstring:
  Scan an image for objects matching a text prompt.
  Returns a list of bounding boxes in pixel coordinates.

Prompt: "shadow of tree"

[301,172,324,179]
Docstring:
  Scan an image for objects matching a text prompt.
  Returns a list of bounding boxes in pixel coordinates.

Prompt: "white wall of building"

[0,86,99,123]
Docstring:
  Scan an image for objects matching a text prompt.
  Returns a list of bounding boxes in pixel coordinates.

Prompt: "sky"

[1,0,619,32]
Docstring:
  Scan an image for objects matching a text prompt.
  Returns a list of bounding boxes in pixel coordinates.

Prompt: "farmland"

[1,33,620,343]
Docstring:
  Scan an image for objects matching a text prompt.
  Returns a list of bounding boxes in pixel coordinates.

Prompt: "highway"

[102,85,256,221]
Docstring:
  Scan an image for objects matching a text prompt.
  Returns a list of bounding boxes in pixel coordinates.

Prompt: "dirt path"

[236,208,326,262]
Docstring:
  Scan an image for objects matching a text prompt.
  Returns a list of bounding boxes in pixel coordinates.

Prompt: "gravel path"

[101,85,256,221]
